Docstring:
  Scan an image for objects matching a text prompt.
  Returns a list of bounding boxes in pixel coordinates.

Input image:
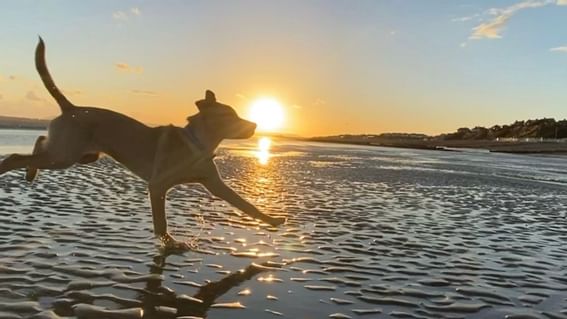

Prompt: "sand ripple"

[1,141,567,318]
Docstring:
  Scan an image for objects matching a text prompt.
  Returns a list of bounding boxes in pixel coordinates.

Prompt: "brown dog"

[0,38,285,246]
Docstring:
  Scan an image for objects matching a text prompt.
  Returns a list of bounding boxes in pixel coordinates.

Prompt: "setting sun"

[248,98,285,132]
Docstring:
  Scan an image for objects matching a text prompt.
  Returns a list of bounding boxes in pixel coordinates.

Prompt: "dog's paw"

[25,168,38,182]
[268,217,287,227]
[165,240,193,252]
[159,233,193,251]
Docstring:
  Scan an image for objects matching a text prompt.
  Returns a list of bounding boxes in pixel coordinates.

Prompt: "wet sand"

[1,137,567,318]
[308,137,567,155]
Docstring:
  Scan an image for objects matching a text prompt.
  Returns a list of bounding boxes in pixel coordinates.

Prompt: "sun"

[248,97,285,132]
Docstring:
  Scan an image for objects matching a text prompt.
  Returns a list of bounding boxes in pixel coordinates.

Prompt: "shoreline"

[0,116,49,131]
[0,126,47,131]
[2,126,566,156]
[303,137,567,156]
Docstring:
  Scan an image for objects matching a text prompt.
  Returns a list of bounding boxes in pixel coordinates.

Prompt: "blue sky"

[0,0,566,136]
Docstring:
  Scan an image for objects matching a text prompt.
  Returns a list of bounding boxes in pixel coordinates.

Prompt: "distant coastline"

[0,116,48,130]
[304,136,567,155]
[2,115,567,155]
[305,118,567,155]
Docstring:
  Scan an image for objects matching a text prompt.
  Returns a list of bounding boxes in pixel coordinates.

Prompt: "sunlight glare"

[248,98,285,132]
[256,137,271,165]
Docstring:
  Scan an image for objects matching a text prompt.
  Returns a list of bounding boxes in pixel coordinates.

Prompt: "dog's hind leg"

[0,153,73,176]
[25,135,47,182]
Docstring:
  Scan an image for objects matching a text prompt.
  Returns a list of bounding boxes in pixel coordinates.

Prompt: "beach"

[307,136,567,156]
[1,129,567,318]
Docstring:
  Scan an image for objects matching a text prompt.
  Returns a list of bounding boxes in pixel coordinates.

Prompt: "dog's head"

[192,90,256,139]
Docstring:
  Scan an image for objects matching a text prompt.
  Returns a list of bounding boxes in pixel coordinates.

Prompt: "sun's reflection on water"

[256,137,272,165]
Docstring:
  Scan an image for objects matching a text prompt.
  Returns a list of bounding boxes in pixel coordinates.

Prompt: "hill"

[441,118,567,140]
[0,116,49,130]
[308,118,567,154]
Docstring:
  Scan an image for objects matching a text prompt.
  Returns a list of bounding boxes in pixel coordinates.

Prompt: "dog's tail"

[35,37,74,113]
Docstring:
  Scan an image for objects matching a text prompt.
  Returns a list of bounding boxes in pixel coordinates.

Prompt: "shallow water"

[1,129,567,319]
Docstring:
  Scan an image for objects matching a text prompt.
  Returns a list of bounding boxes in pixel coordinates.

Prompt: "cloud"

[558,0,567,5]
[469,0,555,40]
[115,63,143,74]
[26,91,44,102]
[130,89,158,96]
[63,89,83,96]
[452,17,473,22]
[452,14,480,22]
[550,46,567,52]
[471,15,510,39]
[112,11,128,21]
[113,7,141,21]
[115,63,129,70]
[314,98,326,107]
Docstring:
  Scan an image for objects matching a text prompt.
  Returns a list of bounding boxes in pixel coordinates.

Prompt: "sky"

[0,0,566,136]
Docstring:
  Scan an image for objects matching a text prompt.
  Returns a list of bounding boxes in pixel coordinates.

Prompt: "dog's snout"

[244,119,257,130]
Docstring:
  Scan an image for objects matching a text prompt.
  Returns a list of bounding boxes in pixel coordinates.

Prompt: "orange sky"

[1,1,567,137]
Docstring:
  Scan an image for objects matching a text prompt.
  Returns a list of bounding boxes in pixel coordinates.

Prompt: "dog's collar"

[183,125,206,151]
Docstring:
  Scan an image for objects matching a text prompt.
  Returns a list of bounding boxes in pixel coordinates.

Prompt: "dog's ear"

[205,90,216,102]
[195,89,217,111]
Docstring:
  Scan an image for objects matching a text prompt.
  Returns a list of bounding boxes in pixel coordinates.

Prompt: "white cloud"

[550,46,567,52]
[452,14,480,23]
[453,17,472,22]
[469,0,555,40]
[113,7,141,21]
[112,11,128,21]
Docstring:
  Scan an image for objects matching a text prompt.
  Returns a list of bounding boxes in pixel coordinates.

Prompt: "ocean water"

[1,129,567,318]
[0,129,45,155]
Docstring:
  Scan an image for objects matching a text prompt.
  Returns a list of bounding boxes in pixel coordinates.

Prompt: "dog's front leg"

[202,172,286,227]
[148,183,190,249]
[148,183,168,237]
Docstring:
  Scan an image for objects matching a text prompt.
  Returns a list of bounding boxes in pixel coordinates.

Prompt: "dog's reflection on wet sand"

[53,248,287,319]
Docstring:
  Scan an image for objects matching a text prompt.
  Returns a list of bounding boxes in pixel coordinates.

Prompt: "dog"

[0,38,286,246]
